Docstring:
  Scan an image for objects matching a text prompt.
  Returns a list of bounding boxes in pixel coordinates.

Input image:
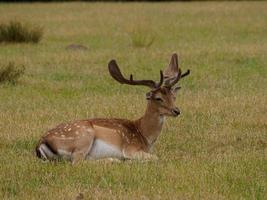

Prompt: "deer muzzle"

[171,107,180,117]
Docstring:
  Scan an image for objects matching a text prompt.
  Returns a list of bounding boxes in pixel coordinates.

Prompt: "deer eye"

[155,97,163,102]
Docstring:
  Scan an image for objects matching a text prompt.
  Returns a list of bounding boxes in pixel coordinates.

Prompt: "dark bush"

[0,62,25,84]
[0,21,43,43]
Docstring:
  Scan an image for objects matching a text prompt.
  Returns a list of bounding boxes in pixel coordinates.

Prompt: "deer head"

[163,53,190,90]
[108,55,190,117]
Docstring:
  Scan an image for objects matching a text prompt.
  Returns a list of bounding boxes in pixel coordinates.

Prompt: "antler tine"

[167,68,181,88]
[108,60,162,89]
[164,68,190,88]
[155,70,164,88]
[181,69,190,78]
[163,53,190,88]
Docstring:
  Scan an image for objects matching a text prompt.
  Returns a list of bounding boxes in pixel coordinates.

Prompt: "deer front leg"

[123,146,158,161]
[131,151,158,161]
[93,158,122,163]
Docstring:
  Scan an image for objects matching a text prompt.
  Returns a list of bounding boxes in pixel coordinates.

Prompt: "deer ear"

[146,92,153,100]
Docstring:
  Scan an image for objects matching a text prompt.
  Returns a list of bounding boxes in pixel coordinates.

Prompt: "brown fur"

[36,53,189,163]
[36,88,177,162]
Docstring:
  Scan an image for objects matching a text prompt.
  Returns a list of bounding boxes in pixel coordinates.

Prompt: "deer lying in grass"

[36,53,190,163]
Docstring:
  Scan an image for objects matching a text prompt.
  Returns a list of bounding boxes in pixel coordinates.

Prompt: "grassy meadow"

[0,1,266,199]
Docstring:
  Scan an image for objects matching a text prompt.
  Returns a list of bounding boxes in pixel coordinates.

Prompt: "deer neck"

[136,102,164,147]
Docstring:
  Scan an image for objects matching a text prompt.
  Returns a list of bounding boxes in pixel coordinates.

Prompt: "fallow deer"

[36,53,190,163]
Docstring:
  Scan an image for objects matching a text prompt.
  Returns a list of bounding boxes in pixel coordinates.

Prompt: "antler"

[108,60,163,89]
[164,69,190,88]
[163,53,190,88]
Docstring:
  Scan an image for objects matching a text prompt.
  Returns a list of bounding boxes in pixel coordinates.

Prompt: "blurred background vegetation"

[0,1,266,199]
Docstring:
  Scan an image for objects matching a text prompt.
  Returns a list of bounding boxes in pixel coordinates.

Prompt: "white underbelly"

[87,139,123,159]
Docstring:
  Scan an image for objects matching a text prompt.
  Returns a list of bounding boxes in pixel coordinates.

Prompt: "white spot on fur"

[68,128,71,131]
[126,138,130,143]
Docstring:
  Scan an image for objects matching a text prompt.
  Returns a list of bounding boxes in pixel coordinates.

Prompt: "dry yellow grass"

[0,1,266,199]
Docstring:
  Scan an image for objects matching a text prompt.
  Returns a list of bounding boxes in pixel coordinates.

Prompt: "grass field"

[0,1,266,199]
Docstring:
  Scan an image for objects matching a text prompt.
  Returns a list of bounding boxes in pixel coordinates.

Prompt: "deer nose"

[172,107,180,116]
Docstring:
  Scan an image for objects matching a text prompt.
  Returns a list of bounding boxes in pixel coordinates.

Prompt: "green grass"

[0,1,266,199]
